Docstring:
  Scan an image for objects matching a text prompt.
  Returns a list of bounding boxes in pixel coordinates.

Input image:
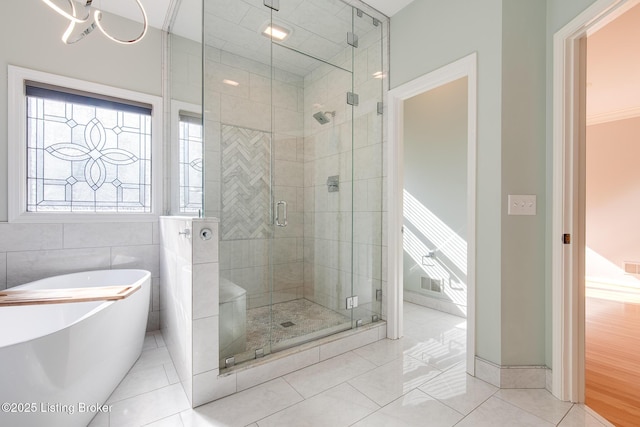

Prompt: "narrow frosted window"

[26,85,153,213]
[178,113,203,214]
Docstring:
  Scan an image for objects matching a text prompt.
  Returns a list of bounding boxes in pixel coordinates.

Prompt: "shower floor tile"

[245,299,351,352]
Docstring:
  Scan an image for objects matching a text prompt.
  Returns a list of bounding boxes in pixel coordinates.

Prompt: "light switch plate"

[508,195,536,215]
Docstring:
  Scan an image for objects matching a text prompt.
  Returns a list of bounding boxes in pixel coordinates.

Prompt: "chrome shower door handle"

[275,200,288,227]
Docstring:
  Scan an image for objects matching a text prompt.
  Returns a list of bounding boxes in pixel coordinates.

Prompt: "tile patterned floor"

[88,303,609,427]
[246,299,351,351]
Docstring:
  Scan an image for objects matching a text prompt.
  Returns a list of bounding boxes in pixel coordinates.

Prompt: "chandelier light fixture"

[41,0,148,45]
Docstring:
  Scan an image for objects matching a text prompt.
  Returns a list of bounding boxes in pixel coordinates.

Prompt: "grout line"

[555,404,575,426]
[489,394,556,425]
[141,413,184,427]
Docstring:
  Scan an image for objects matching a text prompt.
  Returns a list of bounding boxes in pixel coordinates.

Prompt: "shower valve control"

[200,228,213,240]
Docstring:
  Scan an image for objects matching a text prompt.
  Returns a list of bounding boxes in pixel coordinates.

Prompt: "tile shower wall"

[303,14,386,321]
[0,221,161,331]
[169,3,388,336]
[204,46,306,310]
[352,18,387,323]
[159,216,220,407]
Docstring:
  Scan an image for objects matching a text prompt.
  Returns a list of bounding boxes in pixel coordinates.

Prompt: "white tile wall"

[159,216,195,404]
[193,262,220,320]
[0,221,161,330]
[236,347,320,392]
[192,369,224,407]
[62,222,154,248]
[112,245,160,277]
[302,43,385,318]
[193,315,219,375]
[0,223,63,252]
[0,252,6,290]
[9,249,110,287]
[192,222,219,265]
[159,216,220,408]
[207,49,306,311]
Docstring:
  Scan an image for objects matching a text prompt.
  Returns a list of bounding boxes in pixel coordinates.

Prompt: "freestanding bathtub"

[0,269,151,427]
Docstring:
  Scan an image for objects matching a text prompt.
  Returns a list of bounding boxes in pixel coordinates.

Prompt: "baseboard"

[403,291,466,318]
[475,357,548,388]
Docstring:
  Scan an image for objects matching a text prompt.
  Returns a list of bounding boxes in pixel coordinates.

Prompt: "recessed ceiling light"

[263,24,290,41]
[222,79,240,87]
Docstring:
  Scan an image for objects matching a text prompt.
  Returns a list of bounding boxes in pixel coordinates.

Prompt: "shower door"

[205,0,385,369]
[260,0,358,359]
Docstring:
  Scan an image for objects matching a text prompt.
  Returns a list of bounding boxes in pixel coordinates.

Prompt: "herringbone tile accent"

[221,125,272,240]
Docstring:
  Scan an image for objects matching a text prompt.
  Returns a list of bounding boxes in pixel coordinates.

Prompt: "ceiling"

[197,0,385,76]
[98,0,414,32]
[353,0,414,17]
[90,0,639,120]
[95,0,411,76]
[586,2,640,124]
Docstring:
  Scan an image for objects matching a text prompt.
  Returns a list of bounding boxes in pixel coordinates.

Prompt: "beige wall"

[586,117,640,280]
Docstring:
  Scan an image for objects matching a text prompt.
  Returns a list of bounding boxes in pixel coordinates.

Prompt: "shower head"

[313,111,335,125]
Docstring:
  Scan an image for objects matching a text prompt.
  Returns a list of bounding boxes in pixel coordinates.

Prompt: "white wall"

[159,216,221,407]
[0,1,164,330]
[159,217,194,404]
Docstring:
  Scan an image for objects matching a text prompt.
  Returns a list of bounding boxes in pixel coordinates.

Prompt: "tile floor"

[88,302,608,427]
[245,299,351,351]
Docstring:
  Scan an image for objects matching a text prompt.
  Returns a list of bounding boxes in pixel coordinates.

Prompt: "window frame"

[8,65,163,223]
[170,100,203,216]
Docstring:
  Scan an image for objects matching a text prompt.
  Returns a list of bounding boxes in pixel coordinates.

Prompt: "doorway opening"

[387,53,477,374]
[553,1,640,425]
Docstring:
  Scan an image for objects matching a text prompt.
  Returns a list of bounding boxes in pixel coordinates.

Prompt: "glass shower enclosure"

[170,0,387,369]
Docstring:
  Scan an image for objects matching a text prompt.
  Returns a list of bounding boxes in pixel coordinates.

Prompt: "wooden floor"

[586,282,640,427]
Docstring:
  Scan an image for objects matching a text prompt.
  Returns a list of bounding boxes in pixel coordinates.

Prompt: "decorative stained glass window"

[178,114,203,214]
[26,85,152,213]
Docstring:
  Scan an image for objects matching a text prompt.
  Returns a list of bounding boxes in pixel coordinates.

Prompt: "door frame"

[551,0,639,402]
[386,52,477,375]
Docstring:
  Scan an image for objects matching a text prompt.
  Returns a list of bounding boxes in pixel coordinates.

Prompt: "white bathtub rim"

[10,268,151,291]
[0,269,151,348]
